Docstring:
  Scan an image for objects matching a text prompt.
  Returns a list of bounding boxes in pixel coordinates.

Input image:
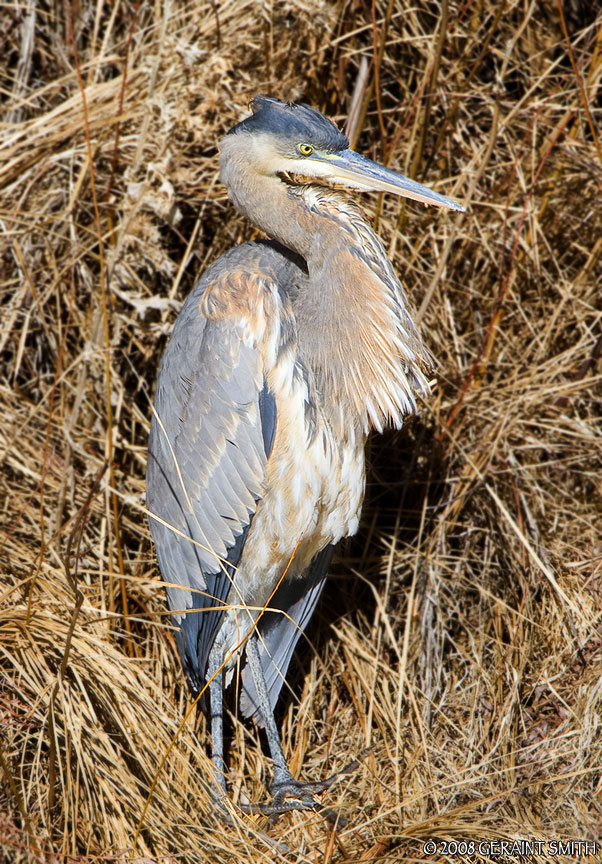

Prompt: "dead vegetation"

[1,0,601,861]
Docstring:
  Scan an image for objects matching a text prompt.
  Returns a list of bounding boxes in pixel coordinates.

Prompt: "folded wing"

[147,270,277,692]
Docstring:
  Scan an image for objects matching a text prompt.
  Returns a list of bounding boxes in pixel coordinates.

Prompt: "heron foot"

[240,793,344,828]
[270,778,347,828]
[241,747,372,827]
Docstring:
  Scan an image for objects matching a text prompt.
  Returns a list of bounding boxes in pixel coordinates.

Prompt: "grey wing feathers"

[147,282,276,693]
[239,545,334,722]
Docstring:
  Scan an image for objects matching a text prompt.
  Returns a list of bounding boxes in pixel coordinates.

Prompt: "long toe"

[241,794,345,828]
[242,750,372,825]
[270,777,335,801]
[267,779,345,827]
[270,747,371,802]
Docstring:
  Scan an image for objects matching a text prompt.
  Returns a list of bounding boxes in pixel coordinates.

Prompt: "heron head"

[221,95,464,212]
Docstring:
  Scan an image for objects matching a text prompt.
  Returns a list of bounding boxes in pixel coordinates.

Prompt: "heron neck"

[221,171,312,257]
[223,170,431,432]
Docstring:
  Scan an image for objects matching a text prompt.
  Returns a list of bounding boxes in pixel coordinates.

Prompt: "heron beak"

[312,149,465,212]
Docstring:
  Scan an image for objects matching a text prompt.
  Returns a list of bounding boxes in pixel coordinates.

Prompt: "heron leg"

[245,633,296,787]
[207,647,227,795]
[244,633,356,825]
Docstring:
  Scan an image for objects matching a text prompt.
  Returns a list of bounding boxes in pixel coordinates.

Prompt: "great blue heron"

[147,95,463,820]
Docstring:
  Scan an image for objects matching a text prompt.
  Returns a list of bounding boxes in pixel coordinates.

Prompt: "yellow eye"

[299,143,313,156]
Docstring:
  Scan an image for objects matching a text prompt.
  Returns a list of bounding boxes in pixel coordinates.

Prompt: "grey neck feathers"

[220,155,431,433]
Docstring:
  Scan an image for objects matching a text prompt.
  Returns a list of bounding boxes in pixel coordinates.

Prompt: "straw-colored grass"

[1,1,601,861]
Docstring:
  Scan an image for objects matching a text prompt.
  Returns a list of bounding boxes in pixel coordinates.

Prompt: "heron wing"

[239,545,334,722]
[147,265,284,693]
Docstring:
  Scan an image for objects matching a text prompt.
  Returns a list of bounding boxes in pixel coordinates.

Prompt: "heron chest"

[230,369,366,608]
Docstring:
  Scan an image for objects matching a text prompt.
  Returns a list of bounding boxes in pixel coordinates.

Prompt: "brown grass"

[1,1,601,861]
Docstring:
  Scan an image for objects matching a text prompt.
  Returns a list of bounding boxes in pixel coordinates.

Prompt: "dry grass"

[1,1,601,861]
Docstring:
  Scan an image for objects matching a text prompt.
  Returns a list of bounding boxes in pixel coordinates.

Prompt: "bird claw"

[241,747,373,827]
[238,777,341,825]
[240,795,345,828]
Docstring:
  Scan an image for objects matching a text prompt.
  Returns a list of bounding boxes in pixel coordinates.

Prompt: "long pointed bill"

[308,149,465,212]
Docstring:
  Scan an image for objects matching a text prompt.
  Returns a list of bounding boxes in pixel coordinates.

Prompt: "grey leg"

[207,647,227,794]
[244,633,359,825]
[245,632,297,789]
